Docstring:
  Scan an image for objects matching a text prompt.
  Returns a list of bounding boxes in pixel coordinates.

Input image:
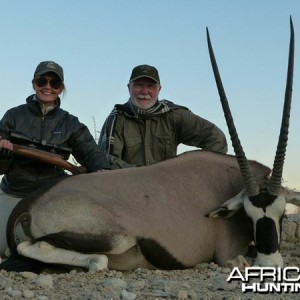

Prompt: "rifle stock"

[12,144,86,174]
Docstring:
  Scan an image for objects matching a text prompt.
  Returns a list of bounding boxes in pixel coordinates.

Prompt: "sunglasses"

[34,77,63,89]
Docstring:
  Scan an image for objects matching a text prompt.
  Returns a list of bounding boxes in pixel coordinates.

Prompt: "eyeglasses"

[34,77,63,89]
[130,82,159,92]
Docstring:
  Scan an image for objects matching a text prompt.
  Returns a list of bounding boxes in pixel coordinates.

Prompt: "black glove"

[0,147,13,159]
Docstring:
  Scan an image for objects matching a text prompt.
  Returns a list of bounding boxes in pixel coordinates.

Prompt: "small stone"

[121,289,137,300]
[36,274,53,288]
[20,271,38,280]
[23,290,35,299]
[177,289,188,299]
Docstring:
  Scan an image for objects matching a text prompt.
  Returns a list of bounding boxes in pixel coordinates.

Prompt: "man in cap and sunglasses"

[0,61,111,258]
[99,64,227,169]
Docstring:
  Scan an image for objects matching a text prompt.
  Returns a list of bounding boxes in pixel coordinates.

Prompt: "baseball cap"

[34,61,64,81]
[129,64,160,83]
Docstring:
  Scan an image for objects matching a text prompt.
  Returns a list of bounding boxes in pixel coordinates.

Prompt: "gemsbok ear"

[206,190,247,218]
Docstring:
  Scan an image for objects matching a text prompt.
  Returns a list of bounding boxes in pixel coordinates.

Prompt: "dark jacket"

[0,95,110,196]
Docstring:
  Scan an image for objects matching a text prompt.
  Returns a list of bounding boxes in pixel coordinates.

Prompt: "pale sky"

[0,0,299,189]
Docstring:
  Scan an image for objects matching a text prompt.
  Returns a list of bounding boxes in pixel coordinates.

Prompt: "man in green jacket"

[99,64,227,169]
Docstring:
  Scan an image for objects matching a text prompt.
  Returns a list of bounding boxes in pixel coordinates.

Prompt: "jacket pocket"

[125,136,143,148]
[124,136,143,161]
[155,134,176,158]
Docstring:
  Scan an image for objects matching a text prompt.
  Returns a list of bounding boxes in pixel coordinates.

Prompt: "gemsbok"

[0,17,299,273]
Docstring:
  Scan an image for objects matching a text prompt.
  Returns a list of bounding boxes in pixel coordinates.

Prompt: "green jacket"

[99,100,227,169]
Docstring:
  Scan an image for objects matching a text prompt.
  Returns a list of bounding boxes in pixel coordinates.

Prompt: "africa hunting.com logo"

[227,267,300,293]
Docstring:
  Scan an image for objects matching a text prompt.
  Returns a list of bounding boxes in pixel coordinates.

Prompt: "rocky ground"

[1,254,300,300]
[1,213,300,300]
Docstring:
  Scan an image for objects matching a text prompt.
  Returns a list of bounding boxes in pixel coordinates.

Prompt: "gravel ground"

[1,251,300,300]
[1,213,299,299]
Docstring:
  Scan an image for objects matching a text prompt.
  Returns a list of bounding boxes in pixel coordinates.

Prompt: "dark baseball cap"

[34,61,64,81]
[129,64,160,83]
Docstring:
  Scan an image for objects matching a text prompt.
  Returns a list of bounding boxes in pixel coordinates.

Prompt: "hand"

[0,137,13,158]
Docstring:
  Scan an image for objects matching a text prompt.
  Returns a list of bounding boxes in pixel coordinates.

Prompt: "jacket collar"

[26,94,61,116]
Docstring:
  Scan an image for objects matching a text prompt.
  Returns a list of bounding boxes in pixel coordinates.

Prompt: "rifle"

[9,130,72,155]
[0,129,86,174]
